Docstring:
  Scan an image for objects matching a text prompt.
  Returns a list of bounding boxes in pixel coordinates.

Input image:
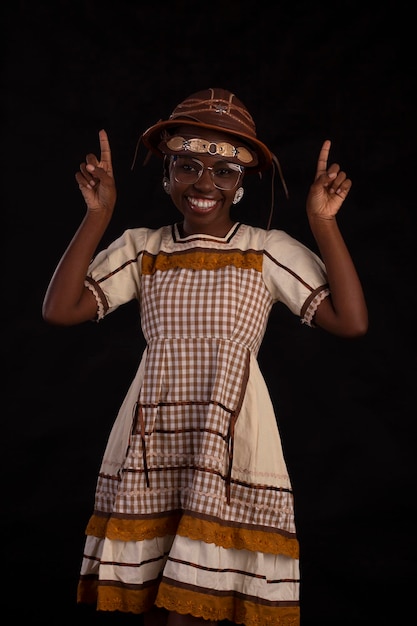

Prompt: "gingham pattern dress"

[78,222,329,626]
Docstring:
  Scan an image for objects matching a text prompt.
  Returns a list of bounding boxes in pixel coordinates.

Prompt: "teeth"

[188,197,217,209]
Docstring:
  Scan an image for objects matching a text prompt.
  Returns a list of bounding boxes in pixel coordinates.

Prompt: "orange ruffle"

[78,578,300,625]
[156,581,300,625]
[142,249,263,274]
[84,511,298,559]
[178,514,299,559]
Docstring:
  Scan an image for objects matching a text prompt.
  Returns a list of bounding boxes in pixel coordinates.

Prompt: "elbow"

[42,300,54,324]
[339,313,369,339]
[344,324,368,339]
[42,300,71,326]
[42,305,64,326]
[352,308,369,337]
[315,301,369,338]
[42,295,96,326]
[357,319,369,337]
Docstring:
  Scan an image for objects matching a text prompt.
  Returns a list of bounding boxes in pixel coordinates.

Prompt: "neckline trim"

[173,222,242,243]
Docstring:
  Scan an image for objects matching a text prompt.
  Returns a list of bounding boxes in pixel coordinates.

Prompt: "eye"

[215,166,235,178]
[177,159,201,174]
[181,162,195,173]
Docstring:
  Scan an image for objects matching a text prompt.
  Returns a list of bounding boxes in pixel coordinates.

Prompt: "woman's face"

[167,126,245,237]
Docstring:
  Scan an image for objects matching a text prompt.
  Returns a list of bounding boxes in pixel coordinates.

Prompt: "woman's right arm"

[42,130,117,326]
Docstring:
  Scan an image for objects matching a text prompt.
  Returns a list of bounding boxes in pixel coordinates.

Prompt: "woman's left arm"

[307,140,368,337]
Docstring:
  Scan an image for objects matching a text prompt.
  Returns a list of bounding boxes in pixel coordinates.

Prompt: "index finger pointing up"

[98,129,113,175]
[315,139,331,181]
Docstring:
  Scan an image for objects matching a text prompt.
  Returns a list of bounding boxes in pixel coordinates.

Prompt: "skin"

[42,125,368,626]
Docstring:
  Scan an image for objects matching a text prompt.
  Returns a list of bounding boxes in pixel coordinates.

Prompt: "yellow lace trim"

[85,512,298,559]
[77,578,98,605]
[78,578,300,624]
[156,582,300,625]
[99,585,157,614]
[78,580,157,613]
[85,513,108,538]
[178,514,299,559]
[107,513,183,541]
[85,512,182,540]
[142,249,263,274]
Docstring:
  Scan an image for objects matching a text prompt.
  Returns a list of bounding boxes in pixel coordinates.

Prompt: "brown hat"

[141,87,273,173]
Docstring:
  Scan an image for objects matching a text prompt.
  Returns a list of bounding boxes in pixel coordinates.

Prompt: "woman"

[43,87,368,625]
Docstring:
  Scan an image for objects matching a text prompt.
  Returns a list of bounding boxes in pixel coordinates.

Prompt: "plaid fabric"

[79,223,328,620]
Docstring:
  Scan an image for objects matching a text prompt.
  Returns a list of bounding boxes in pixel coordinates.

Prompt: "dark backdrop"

[3,2,415,624]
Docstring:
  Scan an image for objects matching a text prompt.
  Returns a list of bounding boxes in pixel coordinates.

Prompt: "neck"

[180,219,235,238]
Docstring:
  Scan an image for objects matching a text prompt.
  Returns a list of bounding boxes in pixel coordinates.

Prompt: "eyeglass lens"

[173,157,242,190]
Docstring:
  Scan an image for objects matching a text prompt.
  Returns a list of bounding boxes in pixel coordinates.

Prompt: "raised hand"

[306,139,352,220]
[75,129,117,213]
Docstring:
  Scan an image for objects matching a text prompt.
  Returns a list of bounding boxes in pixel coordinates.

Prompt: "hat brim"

[141,119,273,173]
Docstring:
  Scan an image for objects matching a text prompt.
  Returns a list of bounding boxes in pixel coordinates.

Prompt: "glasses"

[172,156,244,190]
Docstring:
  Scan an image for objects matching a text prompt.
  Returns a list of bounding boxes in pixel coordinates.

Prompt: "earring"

[232,187,244,205]
[162,177,171,194]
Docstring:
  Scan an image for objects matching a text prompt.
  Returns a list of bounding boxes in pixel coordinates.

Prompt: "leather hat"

[141,88,273,173]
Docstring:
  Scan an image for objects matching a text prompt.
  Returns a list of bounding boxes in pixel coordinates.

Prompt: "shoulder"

[239,223,297,250]
[111,225,172,251]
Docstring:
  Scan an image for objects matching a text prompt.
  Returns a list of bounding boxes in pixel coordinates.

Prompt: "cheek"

[168,179,186,213]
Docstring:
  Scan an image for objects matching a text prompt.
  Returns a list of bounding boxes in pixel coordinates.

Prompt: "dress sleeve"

[262,228,330,327]
[84,227,149,320]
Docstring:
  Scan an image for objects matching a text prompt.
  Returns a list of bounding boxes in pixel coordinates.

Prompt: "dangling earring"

[232,187,244,205]
[162,177,171,194]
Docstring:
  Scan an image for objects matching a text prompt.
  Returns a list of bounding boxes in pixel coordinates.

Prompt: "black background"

[3,1,415,624]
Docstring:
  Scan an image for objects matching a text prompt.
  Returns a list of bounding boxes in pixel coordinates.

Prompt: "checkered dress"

[78,222,329,625]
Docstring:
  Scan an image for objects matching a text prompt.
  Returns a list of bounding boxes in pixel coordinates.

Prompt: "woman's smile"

[186,195,219,213]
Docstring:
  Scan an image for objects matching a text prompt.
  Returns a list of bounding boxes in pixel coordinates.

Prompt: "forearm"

[309,215,368,337]
[42,210,111,325]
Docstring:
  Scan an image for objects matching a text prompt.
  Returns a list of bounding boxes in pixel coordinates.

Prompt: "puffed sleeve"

[84,227,150,321]
[263,228,330,327]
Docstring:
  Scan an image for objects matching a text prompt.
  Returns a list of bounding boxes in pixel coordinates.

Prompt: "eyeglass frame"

[170,155,244,190]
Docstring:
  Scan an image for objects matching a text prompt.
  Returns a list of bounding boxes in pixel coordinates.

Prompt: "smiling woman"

[42,87,367,626]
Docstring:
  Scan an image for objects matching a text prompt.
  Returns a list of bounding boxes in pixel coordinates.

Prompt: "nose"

[194,166,215,190]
